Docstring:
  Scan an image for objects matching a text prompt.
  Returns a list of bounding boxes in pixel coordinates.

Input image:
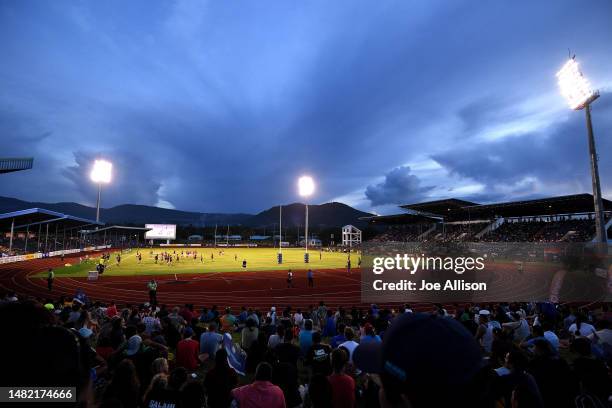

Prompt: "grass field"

[36,247,356,278]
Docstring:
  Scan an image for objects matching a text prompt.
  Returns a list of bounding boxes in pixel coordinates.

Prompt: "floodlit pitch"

[38,247,356,278]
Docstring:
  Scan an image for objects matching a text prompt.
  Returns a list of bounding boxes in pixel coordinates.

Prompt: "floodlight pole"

[584,101,607,244]
[305,203,309,254]
[9,218,14,252]
[95,182,102,223]
[279,205,282,255]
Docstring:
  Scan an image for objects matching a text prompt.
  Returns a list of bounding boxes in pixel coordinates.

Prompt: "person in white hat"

[475,310,500,354]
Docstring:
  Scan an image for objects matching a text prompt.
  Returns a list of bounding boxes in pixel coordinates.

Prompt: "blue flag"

[223,333,246,376]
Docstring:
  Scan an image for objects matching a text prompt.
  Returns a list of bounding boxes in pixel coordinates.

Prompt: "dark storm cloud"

[0,1,611,213]
[432,92,612,200]
[62,150,163,208]
[365,166,434,206]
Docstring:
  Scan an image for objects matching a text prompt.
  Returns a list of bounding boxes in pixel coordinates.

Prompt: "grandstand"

[366,194,612,243]
[0,208,103,257]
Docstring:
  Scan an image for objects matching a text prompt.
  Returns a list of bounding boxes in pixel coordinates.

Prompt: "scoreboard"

[145,224,177,240]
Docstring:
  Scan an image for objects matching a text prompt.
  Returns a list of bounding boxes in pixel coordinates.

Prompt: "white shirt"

[543,331,560,350]
[481,321,501,353]
[293,313,304,328]
[589,329,612,346]
[339,340,359,363]
[511,319,530,342]
[569,322,596,337]
[268,334,282,349]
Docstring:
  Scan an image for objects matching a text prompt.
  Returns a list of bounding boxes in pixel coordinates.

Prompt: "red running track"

[0,252,378,310]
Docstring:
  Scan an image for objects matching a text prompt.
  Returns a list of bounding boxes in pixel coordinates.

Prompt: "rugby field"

[35,247,355,278]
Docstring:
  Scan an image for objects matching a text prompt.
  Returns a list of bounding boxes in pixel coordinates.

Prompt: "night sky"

[1,0,611,214]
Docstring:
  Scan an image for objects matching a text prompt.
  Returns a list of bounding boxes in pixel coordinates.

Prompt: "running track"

[0,252,376,310]
[2,252,592,311]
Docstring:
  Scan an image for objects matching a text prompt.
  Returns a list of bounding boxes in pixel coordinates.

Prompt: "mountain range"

[0,196,373,228]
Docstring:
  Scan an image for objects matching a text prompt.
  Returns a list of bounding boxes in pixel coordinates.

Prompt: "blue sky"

[1,0,611,214]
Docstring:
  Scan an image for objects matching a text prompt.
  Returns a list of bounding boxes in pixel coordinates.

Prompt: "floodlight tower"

[278,205,283,264]
[298,176,315,263]
[90,159,113,223]
[556,57,607,243]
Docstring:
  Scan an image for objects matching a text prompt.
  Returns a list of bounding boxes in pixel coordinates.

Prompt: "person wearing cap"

[354,313,485,407]
[268,306,277,326]
[475,309,500,354]
[360,323,381,345]
[176,326,200,371]
[125,332,143,357]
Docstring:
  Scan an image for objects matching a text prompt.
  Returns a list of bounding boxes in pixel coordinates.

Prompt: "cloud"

[431,92,612,201]
[365,166,434,206]
[62,150,164,208]
[0,1,611,214]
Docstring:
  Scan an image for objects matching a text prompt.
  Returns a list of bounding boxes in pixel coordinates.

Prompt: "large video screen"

[145,224,177,240]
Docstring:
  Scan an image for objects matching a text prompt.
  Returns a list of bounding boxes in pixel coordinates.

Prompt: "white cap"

[479,310,491,316]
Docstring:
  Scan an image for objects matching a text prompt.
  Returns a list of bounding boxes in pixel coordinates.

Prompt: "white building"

[342,225,362,247]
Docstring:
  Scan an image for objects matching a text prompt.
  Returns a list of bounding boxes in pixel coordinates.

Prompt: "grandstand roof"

[0,157,34,174]
[399,198,479,215]
[81,225,151,234]
[361,212,441,224]
[370,194,612,225]
[448,193,612,220]
[0,208,103,230]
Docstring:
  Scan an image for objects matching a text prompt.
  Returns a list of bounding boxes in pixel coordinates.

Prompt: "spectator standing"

[300,319,314,356]
[359,323,381,344]
[47,268,54,292]
[199,322,223,360]
[307,332,332,376]
[147,279,158,306]
[242,318,259,351]
[204,348,238,408]
[176,327,200,371]
[231,362,286,408]
[338,327,359,364]
[327,349,355,408]
[275,330,301,368]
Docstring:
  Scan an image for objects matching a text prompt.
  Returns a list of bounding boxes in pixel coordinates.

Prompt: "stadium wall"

[0,245,111,265]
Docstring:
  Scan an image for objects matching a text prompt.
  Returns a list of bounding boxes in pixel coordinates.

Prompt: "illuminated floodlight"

[90,160,113,183]
[556,58,598,110]
[298,176,315,197]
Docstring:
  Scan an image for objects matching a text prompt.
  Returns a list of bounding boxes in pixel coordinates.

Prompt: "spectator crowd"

[2,290,612,407]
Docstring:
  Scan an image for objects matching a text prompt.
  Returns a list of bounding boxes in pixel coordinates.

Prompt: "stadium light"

[298,176,315,261]
[90,159,113,223]
[298,176,315,197]
[557,59,598,110]
[556,57,607,244]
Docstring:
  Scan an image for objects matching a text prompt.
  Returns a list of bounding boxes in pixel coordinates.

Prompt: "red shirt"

[106,305,118,318]
[176,338,200,371]
[232,381,286,408]
[328,373,355,408]
[180,308,194,323]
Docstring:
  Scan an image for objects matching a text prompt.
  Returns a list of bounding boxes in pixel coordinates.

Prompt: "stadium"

[2,2,612,408]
